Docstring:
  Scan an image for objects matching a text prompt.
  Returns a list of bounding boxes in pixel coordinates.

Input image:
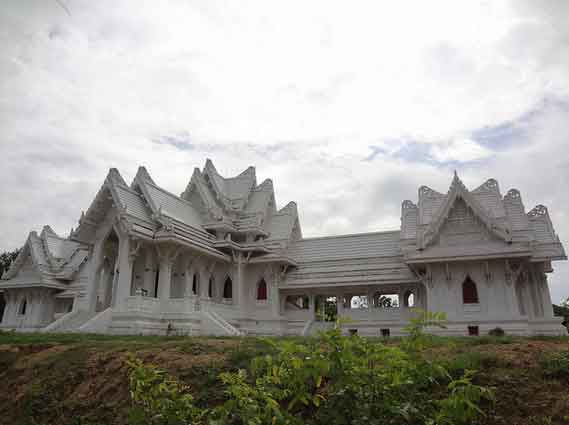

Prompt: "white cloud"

[0,0,568,301]
[431,138,493,163]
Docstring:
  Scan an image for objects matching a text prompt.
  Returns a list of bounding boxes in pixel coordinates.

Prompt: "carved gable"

[434,198,500,247]
[9,253,43,284]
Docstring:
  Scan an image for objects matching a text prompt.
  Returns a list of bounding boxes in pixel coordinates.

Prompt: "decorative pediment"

[419,173,511,249]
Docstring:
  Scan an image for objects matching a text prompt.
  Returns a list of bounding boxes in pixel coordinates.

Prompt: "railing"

[78,308,112,333]
[202,311,242,336]
[125,295,161,314]
[42,310,81,333]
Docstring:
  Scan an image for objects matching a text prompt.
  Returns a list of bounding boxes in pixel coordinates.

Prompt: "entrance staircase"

[202,310,243,336]
[78,308,113,333]
[42,310,96,333]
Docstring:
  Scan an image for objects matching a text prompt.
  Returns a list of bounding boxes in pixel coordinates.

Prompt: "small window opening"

[285,295,309,310]
[192,274,199,295]
[381,328,390,337]
[208,276,214,298]
[403,290,415,307]
[19,299,27,315]
[257,279,267,300]
[349,329,358,336]
[468,326,479,336]
[223,277,232,299]
[462,276,479,304]
[373,293,399,308]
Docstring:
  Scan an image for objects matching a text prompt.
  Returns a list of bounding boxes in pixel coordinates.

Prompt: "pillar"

[157,248,175,300]
[336,293,344,317]
[113,237,133,308]
[143,247,156,296]
[87,240,104,313]
[309,294,316,320]
[271,274,280,317]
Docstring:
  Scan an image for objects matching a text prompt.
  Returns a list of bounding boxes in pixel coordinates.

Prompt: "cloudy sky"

[1,1,568,301]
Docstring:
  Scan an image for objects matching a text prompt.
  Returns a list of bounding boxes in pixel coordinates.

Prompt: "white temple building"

[0,160,566,336]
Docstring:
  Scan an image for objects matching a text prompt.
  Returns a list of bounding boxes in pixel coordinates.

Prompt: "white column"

[309,294,316,320]
[336,293,344,317]
[113,237,133,308]
[157,252,174,300]
[271,273,281,317]
[143,248,155,296]
[87,241,104,313]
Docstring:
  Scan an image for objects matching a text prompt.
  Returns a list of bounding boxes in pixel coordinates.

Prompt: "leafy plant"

[488,327,505,337]
[126,355,205,424]
[432,370,495,425]
[540,350,569,380]
[126,310,494,425]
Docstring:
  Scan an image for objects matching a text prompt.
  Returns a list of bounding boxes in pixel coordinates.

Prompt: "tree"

[0,249,20,277]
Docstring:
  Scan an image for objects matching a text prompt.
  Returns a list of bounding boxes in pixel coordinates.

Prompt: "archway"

[223,277,233,299]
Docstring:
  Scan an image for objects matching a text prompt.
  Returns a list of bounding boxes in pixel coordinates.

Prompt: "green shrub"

[540,350,569,380]
[432,370,495,425]
[126,312,495,425]
[488,327,505,337]
[126,355,205,425]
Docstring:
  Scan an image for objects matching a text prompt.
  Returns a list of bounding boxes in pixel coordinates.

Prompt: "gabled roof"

[132,167,205,232]
[419,172,512,249]
[285,231,401,262]
[266,202,301,242]
[1,226,88,285]
[283,231,416,288]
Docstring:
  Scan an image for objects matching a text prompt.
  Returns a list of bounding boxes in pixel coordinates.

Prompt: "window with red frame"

[462,276,479,304]
[257,278,267,300]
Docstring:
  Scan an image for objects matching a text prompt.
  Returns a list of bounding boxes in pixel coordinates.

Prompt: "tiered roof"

[0,226,89,288]
[400,172,566,262]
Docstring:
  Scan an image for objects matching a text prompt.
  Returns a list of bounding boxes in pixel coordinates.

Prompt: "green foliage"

[443,351,499,378]
[0,248,19,276]
[540,350,569,380]
[126,355,205,425]
[432,370,495,425]
[402,308,447,352]
[126,310,495,425]
[488,327,505,337]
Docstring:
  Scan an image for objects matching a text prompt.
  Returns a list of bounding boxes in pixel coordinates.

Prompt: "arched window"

[208,276,214,298]
[223,277,232,299]
[462,276,479,304]
[192,274,199,295]
[257,278,267,300]
[403,290,415,308]
[19,299,27,315]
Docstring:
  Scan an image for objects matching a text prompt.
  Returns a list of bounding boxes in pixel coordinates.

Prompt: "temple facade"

[0,160,566,336]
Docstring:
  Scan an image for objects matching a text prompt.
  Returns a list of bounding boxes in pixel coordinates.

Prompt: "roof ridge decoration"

[472,178,501,194]
[2,232,47,280]
[72,168,133,242]
[181,168,224,220]
[527,204,562,244]
[106,168,128,187]
[419,172,512,249]
[504,188,522,201]
[133,166,156,186]
[527,204,548,218]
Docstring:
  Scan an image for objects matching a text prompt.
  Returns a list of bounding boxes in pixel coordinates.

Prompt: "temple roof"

[283,231,417,288]
[400,172,566,261]
[1,226,88,286]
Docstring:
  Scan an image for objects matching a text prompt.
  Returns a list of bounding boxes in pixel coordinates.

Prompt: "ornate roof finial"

[136,166,156,185]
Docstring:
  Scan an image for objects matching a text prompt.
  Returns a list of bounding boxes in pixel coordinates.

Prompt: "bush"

[126,312,494,425]
[540,350,569,380]
[488,327,505,337]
